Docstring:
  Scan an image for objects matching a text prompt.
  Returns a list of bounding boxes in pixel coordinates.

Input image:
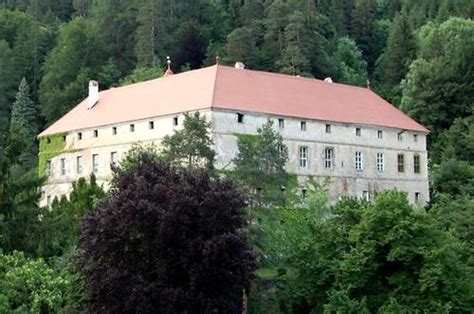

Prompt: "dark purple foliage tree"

[77,152,258,313]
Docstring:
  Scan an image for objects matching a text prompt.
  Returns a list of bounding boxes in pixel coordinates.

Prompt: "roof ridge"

[210,64,219,108]
[218,65,372,92]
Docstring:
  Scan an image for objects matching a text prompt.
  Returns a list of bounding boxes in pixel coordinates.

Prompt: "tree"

[0,39,14,133]
[174,21,205,70]
[270,190,473,312]
[225,26,258,67]
[376,11,416,104]
[38,18,104,124]
[233,120,288,203]
[333,37,368,86]
[0,251,71,312]
[9,78,38,169]
[276,10,311,76]
[401,17,474,137]
[161,111,215,170]
[77,153,258,313]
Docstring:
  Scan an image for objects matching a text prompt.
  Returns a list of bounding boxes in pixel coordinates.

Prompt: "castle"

[38,63,429,207]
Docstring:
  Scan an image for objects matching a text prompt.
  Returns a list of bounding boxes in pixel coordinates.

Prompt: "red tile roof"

[39,65,428,137]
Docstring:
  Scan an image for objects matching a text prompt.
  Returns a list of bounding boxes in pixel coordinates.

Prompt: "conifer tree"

[10,77,38,169]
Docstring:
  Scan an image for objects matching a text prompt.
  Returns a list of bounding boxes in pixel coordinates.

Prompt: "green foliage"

[161,111,215,170]
[119,65,164,86]
[0,251,71,313]
[38,133,67,177]
[266,190,473,312]
[232,119,288,205]
[401,17,474,136]
[334,36,368,86]
[10,77,38,169]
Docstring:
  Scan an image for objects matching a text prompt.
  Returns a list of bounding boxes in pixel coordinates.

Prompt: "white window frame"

[376,152,384,172]
[60,158,66,176]
[324,147,333,169]
[299,146,308,168]
[355,151,363,171]
[77,156,83,175]
[92,154,99,173]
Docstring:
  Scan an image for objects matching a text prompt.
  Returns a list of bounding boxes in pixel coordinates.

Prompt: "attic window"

[93,130,98,137]
[377,130,383,139]
[149,121,154,129]
[46,137,51,144]
[237,113,244,123]
[112,127,117,135]
[62,135,67,142]
[78,132,82,140]
[413,134,418,142]
[300,121,307,131]
[278,118,284,129]
[355,128,361,136]
[130,124,135,132]
[173,117,179,126]
[325,124,331,133]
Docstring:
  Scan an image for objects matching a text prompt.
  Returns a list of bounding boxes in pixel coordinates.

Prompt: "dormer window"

[237,113,244,123]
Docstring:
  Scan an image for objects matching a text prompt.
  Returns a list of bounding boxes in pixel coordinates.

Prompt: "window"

[78,132,82,140]
[62,135,67,142]
[413,134,418,142]
[362,190,370,201]
[112,126,117,135]
[76,156,83,175]
[110,151,118,168]
[46,137,51,144]
[93,130,98,137]
[149,121,154,129]
[237,113,244,123]
[173,116,179,126]
[415,192,421,203]
[299,146,308,168]
[302,188,307,199]
[300,121,307,131]
[355,151,363,171]
[414,155,421,173]
[130,124,135,132]
[398,133,403,141]
[325,124,331,133]
[47,195,51,206]
[278,118,284,129]
[376,153,384,172]
[60,158,66,176]
[324,147,334,169]
[46,160,52,176]
[277,144,284,158]
[92,154,99,173]
[397,154,405,173]
[355,127,361,136]
[377,130,383,139]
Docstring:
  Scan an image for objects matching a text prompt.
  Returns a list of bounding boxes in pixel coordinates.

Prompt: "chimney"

[87,80,99,110]
[234,61,245,70]
[324,77,333,83]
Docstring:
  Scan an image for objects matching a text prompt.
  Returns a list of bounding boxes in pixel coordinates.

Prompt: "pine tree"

[0,40,15,133]
[225,26,258,67]
[10,77,38,169]
[263,0,290,65]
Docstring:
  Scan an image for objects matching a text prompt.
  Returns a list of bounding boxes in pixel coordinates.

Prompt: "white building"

[38,64,429,206]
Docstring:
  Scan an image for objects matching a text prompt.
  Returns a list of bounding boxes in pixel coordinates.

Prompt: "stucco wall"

[39,108,429,207]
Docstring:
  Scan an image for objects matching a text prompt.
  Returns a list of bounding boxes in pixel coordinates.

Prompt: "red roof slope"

[39,65,428,137]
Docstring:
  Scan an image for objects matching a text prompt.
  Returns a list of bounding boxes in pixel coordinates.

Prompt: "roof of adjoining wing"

[38,64,428,137]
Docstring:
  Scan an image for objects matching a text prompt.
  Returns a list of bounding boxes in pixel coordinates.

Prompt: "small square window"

[278,118,284,129]
[149,121,154,129]
[398,133,403,141]
[415,192,421,203]
[325,124,331,133]
[173,116,179,126]
[93,130,98,137]
[413,134,418,142]
[355,128,361,136]
[130,124,135,132]
[112,127,117,135]
[362,190,370,201]
[377,130,383,139]
[300,121,307,131]
[62,135,67,142]
[237,113,244,123]
[78,132,82,140]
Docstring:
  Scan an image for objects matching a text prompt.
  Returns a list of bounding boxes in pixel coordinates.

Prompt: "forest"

[0,0,473,312]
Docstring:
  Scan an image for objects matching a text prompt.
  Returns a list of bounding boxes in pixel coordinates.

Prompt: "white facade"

[39,109,429,207]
